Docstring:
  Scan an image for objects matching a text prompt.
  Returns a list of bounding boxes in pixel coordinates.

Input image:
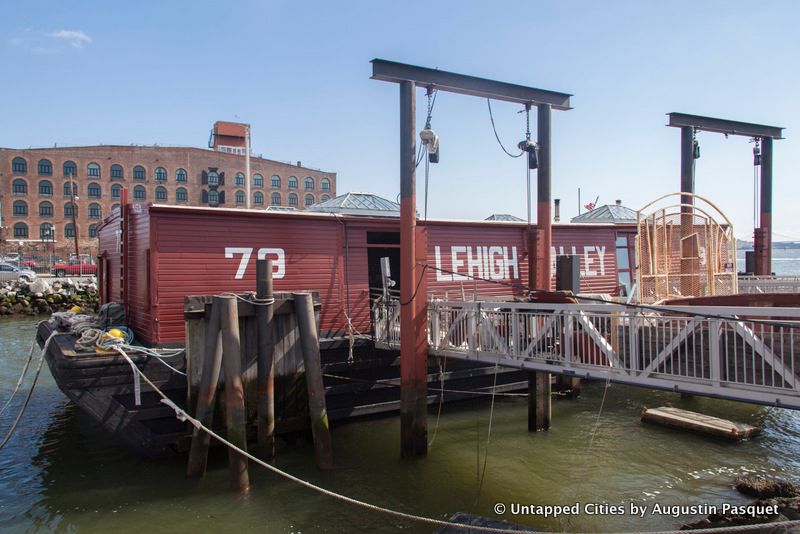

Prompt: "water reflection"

[2,317,799,533]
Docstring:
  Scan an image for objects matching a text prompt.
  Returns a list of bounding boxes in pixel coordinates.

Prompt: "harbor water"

[1,252,799,533]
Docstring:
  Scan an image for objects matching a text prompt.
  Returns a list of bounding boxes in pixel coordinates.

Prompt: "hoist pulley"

[752,137,761,166]
[518,104,538,169]
[420,87,439,163]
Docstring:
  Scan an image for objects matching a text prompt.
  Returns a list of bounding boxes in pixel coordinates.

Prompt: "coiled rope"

[103,345,796,534]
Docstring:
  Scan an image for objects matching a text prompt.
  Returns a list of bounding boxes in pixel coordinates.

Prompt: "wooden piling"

[219,295,250,492]
[294,292,334,470]
[528,372,551,431]
[186,300,223,478]
[256,259,276,460]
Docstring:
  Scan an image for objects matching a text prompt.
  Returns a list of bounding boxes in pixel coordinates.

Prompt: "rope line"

[107,344,798,534]
[0,332,66,449]
[0,335,38,416]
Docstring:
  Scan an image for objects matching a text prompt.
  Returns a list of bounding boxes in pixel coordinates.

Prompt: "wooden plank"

[641,406,761,441]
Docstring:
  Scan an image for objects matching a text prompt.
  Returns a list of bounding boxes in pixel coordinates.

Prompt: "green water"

[1,317,799,533]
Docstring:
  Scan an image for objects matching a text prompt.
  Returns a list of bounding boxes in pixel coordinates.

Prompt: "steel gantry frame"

[371,59,572,457]
[667,113,784,277]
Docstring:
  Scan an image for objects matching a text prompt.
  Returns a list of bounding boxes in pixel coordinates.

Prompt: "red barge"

[38,195,637,456]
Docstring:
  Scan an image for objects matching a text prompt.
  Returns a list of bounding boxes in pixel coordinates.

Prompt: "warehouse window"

[12,179,27,195]
[63,161,77,177]
[13,200,28,216]
[133,185,146,200]
[288,193,297,207]
[88,203,102,219]
[111,164,124,179]
[176,187,187,202]
[155,167,167,182]
[88,182,102,198]
[39,201,53,217]
[133,166,146,181]
[271,192,281,206]
[176,168,187,183]
[271,175,281,188]
[39,180,53,196]
[12,157,27,174]
[254,191,264,205]
[64,182,78,198]
[87,163,101,178]
[155,186,167,201]
[38,159,52,176]
[14,222,29,238]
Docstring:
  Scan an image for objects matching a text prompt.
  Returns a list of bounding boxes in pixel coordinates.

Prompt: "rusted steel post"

[756,137,773,275]
[219,295,250,492]
[186,300,222,479]
[255,259,276,460]
[679,126,696,295]
[294,292,334,470]
[536,103,552,291]
[399,80,428,458]
[528,371,551,431]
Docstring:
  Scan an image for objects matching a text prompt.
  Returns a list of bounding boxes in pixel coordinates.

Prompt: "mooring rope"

[0,334,39,416]
[107,344,800,534]
[0,331,66,450]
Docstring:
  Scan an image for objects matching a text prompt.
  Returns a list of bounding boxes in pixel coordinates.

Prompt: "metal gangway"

[374,299,800,409]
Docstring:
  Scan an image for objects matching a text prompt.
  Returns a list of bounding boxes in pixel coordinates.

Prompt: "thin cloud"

[48,30,92,48]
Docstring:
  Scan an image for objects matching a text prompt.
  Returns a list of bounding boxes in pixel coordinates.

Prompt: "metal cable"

[487,99,524,158]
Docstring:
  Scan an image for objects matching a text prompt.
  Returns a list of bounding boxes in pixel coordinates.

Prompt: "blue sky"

[2,1,798,240]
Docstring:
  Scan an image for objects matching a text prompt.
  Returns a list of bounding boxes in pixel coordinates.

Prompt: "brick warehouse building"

[0,121,337,255]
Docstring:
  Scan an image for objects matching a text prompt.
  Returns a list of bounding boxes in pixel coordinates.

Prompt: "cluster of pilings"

[184,259,332,491]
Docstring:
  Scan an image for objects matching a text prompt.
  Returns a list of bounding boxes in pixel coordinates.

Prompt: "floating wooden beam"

[641,406,761,441]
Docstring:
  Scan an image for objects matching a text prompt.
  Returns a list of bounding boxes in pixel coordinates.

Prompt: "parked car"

[50,259,97,277]
[0,262,37,283]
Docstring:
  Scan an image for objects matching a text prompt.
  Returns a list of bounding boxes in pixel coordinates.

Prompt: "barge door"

[366,231,401,301]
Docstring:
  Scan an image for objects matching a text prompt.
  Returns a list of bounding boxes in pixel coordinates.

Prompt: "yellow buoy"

[107,328,126,339]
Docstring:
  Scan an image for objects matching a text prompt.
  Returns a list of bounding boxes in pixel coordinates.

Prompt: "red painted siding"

[98,204,636,346]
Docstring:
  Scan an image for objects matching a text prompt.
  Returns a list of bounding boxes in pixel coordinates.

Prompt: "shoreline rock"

[0,279,98,317]
[681,476,800,531]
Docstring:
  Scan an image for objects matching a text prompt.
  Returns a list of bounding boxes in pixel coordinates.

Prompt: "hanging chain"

[525,105,531,141]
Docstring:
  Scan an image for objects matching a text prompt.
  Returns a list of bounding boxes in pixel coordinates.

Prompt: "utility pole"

[68,172,80,261]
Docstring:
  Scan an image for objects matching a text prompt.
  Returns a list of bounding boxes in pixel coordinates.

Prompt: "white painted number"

[225,247,286,280]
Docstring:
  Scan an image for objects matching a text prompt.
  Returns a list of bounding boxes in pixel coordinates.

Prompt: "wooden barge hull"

[38,321,530,457]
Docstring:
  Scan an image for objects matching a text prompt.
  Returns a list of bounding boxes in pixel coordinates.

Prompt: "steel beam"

[668,112,783,139]
[371,59,572,109]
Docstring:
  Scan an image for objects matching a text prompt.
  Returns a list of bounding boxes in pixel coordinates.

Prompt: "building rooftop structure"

[485,214,524,222]
[570,201,637,224]
[306,192,400,217]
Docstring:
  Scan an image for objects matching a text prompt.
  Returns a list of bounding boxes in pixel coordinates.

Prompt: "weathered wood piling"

[184,279,331,489]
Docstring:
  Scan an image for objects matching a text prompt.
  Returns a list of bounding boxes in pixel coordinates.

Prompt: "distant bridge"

[375,299,800,409]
